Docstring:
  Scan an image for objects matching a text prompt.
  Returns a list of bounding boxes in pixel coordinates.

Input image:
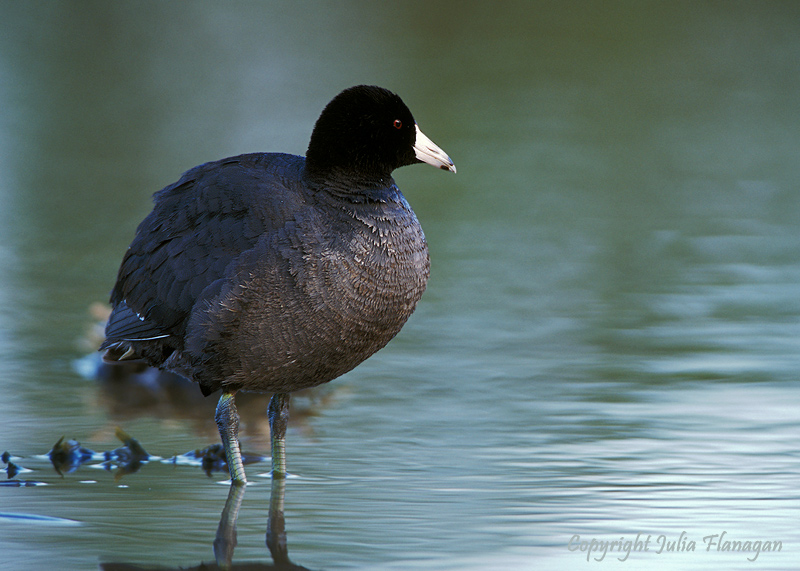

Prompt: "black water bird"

[101,85,455,483]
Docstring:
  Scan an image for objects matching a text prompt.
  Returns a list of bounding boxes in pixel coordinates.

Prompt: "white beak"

[414,124,456,173]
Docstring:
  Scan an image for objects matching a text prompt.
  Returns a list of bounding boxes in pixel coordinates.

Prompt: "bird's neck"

[303,165,397,202]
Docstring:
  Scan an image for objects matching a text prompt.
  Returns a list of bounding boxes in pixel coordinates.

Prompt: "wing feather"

[103,153,305,352]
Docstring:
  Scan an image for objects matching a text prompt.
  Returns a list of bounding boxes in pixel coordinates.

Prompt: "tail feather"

[102,342,144,364]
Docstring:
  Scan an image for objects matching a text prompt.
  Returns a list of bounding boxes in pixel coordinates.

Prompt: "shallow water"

[2,2,800,569]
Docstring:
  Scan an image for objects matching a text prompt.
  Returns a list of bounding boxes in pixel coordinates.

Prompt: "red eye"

[393,119,403,129]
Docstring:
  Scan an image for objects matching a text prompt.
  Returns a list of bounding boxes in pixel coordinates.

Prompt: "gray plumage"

[100,85,455,482]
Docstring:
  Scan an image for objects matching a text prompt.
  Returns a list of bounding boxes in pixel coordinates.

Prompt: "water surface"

[1,2,799,569]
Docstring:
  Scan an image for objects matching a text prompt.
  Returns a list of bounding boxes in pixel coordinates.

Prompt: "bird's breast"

[311,208,429,328]
[185,196,430,392]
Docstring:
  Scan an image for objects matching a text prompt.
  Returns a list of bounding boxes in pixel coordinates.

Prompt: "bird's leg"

[215,390,247,484]
[267,393,291,479]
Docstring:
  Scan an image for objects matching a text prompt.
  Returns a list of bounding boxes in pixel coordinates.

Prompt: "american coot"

[101,85,455,484]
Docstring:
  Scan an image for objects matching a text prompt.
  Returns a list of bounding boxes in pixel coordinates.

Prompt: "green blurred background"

[1,2,799,569]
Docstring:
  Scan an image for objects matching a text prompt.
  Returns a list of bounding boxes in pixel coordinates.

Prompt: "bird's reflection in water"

[213,482,246,568]
[215,478,311,571]
[264,478,292,568]
[101,479,312,571]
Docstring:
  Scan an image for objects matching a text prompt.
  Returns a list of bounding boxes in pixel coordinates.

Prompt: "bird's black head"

[306,85,423,181]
